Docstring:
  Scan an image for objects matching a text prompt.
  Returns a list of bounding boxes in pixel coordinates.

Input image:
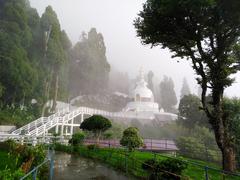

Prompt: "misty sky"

[30,0,240,99]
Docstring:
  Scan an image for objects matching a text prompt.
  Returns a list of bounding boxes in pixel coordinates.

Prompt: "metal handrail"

[20,150,54,180]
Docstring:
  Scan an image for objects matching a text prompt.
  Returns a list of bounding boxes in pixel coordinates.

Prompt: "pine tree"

[180,77,191,99]
[159,76,177,112]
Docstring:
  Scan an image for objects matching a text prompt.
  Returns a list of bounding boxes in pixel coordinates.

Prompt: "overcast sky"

[29,0,240,99]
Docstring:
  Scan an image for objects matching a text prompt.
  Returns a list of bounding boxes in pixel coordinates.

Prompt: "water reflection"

[54,152,135,180]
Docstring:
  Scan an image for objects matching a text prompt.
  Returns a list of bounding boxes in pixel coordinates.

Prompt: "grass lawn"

[55,144,240,180]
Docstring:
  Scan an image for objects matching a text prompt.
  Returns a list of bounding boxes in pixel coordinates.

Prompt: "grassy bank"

[55,144,240,180]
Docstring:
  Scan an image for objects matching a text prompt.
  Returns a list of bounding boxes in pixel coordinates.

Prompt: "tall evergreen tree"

[69,28,110,96]
[180,77,191,99]
[40,6,68,112]
[0,0,38,106]
[159,76,177,112]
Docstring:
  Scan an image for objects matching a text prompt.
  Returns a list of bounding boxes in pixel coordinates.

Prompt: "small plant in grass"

[120,127,143,152]
[142,158,188,180]
[69,132,85,146]
[158,158,187,179]
[142,158,159,180]
[87,144,99,150]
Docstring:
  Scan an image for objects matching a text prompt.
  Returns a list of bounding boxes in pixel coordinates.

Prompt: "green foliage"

[0,0,38,106]
[223,98,240,165]
[176,127,221,163]
[103,121,126,139]
[0,140,46,179]
[69,132,85,146]
[134,0,240,171]
[0,1,70,118]
[87,144,99,150]
[120,127,143,152]
[0,107,39,127]
[223,98,240,143]
[80,115,112,138]
[178,94,209,129]
[69,28,110,96]
[159,76,177,112]
[142,158,187,180]
[157,158,188,179]
[180,78,191,99]
[0,168,26,180]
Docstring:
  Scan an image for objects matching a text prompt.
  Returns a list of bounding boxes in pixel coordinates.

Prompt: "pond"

[54,152,136,180]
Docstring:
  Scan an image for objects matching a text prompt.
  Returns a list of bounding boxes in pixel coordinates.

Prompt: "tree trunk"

[222,144,236,172]
[208,88,237,172]
[95,131,101,145]
[51,73,59,112]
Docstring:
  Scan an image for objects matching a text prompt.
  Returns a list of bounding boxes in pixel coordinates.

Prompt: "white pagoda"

[124,68,159,112]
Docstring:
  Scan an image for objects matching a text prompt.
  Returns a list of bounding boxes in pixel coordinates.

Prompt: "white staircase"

[11,107,70,136]
[1,104,176,144]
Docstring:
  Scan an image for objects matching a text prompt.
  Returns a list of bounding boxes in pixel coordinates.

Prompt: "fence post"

[151,139,152,151]
[49,150,54,180]
[205,166,209,180]
[32,167,37,180]
[154,152,157,161]
[125,151,128,174]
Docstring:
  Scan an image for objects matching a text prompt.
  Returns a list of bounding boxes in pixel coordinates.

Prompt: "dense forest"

[0,0,110,126]
[0,0,195,126]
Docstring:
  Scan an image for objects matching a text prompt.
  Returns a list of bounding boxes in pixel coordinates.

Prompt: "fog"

[30,0,240,99]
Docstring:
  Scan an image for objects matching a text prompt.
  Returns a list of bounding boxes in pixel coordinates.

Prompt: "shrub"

[158,158,187,179]
[142,158,187,180]
[120,127,143,152]
[87,144,99,150]
[176,136,221,163]
[69,132,85,146]
[142,158,158,172]
[5,140,45,173]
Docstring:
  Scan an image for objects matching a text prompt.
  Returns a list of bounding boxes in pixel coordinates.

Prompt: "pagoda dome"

[134,79,154,101]
[133,69,154,102]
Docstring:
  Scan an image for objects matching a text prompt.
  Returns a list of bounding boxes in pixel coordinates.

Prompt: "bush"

[176,136,221,163]
[142,158,187,180]
[158,158,187,179]
[87,144,99,150]
[69,132,85,146]
[5,140,46,173]
[120,127,143,152]
[54,143,73,153]
[142,158,158,172]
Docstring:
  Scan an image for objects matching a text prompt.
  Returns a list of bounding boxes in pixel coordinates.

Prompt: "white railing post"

[43,124,46,137]
[61,118,64,136]
[81,113,84,123]
[70,118,74,135]
[27,124,30,134]
[55,124,59,134]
